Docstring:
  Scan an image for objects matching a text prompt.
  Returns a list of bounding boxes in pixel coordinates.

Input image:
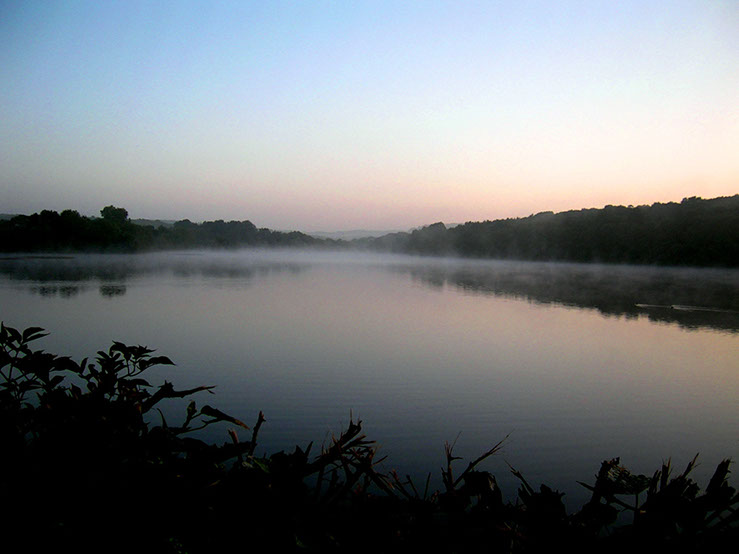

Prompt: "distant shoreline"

[1,194,737,268]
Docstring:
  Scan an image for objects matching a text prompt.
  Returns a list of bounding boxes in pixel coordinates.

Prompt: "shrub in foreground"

[1,323,736,553]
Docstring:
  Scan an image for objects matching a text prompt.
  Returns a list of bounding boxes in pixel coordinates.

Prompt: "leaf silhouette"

[200,405,250,430]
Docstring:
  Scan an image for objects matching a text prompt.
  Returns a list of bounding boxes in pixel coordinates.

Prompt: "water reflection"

[99,284,127,298]
[1,251,737,332]
[396,261,739,333]
[31,284,85,298]
[0,252,309,299]
[1,249,736,505]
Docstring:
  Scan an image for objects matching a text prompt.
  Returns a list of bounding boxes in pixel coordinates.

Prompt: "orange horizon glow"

[1,1,737,231]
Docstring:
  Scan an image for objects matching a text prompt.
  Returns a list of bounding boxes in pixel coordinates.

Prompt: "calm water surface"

[1,249,737,507]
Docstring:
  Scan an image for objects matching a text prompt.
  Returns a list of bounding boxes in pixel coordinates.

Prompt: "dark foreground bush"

[1,323,737,553]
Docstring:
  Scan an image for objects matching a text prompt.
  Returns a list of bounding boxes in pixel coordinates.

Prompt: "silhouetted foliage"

[100,205,129,224]
[0,206,319,253]
[1,323,736,552]
[358,195,739,267]
[2,195,736,266]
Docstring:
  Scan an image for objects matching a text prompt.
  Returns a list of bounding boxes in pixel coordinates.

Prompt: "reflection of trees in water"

[170,263,305,280]
[0,253,310,297]
[99,285,127,298]
[0,255,308,281]
[0,257,134,283]
[4,253,737,332]
[400,262,739,333]
[31,285,84,298]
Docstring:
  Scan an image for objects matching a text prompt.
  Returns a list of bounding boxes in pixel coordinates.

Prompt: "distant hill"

[131,218,176,228]
[308,229,406,240]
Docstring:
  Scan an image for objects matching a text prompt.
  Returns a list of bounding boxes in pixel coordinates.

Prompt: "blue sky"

[1,1,737,231]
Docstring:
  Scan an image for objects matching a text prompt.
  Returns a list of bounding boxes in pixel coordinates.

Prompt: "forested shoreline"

[1,195,737,267]
[0,205,323,252]
[358,195,739,267]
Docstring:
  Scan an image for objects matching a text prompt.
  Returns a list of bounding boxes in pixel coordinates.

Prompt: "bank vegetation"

[1,323,737,552]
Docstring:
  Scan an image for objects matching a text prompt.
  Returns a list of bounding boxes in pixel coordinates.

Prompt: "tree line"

[357,195,739,267]
[1,195,737,267]
[0,206,321,252]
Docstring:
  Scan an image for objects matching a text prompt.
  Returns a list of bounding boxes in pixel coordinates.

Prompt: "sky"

[1,1,737,232]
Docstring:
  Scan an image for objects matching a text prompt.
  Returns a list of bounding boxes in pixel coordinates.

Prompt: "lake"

[1,249,737,508]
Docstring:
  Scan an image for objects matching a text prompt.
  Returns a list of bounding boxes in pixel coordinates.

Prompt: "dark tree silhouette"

[100,205,129,224]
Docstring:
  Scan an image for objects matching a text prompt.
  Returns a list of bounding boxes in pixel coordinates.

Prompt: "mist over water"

[1,249,737,507]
